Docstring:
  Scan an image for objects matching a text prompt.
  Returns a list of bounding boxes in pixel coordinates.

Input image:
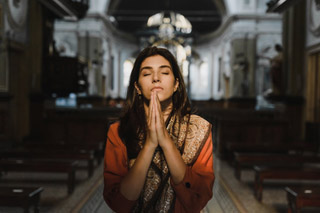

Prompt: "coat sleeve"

[103,123,137,213]
[171,131,215,213]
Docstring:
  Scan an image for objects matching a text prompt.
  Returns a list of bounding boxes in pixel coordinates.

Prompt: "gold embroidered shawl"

[129,114,211,213]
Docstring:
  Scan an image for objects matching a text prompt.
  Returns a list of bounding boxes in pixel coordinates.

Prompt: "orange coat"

[103,122,215,213]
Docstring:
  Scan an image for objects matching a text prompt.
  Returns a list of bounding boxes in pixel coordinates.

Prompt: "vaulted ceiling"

[107,0,224,38]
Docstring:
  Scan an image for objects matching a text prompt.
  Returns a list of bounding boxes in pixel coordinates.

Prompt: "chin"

[157,94,165,101]
[159,95,173,103]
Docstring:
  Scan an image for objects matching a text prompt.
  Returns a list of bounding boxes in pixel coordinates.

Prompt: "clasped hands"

[146,91,172,149]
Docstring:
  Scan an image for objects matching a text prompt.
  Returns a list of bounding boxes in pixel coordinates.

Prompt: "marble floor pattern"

[1,155,319,213]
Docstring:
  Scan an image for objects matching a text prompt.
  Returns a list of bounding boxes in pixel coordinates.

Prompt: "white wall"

[224,0,269,14]
[54,5,138,98]
[191,0,282,100]
[306,0,320,48]
[88,0,109,14]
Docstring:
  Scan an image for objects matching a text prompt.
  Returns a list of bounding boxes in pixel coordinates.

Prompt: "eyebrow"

[140,65,172,72]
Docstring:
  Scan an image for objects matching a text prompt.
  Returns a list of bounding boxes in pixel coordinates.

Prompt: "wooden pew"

[233,153,320,180]
[0,149,95,177]
[285,186,320,213]
[227,142,315,155]
[23,141,104,165]
[253,165,320,202]
[0,159,78,194]
[0,186,44,213]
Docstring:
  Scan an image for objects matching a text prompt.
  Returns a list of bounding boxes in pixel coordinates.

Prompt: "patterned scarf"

[129,114,211,213]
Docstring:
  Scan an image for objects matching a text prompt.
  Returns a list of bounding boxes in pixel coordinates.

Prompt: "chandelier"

[147,11,192,40]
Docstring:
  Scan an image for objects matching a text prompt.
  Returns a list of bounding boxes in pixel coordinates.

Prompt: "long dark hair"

[119,46,191,159]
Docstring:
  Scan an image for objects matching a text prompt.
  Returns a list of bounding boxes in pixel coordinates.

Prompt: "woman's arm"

[103,123,135,212]
[105,92,161,210]
[120,91,163,200]
[171,133,215,213]
[153,92,214,211]
[103,123,157,212]
[158,127,214,212]
[153,92,187,184]
[119,142,156,200]
[160,138,187,184]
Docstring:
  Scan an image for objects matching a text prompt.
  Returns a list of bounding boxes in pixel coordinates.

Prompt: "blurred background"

[0,0,319,212]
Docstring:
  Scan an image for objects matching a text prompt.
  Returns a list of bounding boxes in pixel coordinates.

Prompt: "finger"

[154,92,163,129]
[151,91,156,129]
[155,92,164,124]
[148,91,154,123]
[154,93,169,146]
[153,92,161,141]
[147,95,154,134]
[151,93,158,144]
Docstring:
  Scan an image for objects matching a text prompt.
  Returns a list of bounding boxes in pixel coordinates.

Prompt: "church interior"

[0,0,320,212]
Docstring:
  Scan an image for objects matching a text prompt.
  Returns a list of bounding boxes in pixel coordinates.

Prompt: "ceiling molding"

[106,0,222,35]
[266,0,302,13]
[86,13,137,43]
[213,0,227,16]
[38,0,89,20]
[196,13,282,44]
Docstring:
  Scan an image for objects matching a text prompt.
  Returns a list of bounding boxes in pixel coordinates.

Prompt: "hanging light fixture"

[147,11,192,40]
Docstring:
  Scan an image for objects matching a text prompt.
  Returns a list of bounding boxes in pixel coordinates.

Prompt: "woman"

[103,46,214,213]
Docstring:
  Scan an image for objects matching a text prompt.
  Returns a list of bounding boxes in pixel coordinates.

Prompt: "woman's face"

[135,55,179,102]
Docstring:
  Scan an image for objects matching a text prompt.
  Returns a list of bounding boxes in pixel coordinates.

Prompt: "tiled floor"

[214,157,278,213]
[89,176,233,213]
[205,176,239,213]
[213,156,320,213]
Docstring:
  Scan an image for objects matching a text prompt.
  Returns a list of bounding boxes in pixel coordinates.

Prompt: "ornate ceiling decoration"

[6,0,28,29]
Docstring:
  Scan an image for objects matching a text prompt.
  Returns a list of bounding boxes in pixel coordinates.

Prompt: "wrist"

[143,141,158,151]
[159,138,175,151]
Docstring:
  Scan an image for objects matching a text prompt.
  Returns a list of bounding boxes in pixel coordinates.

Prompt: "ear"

[174,78,179,92]
[134,82,141,95]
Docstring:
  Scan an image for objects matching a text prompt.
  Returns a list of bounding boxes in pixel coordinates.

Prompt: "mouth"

[151,87,163,91]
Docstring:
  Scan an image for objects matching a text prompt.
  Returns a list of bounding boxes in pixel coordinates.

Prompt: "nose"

[152,73,160,83]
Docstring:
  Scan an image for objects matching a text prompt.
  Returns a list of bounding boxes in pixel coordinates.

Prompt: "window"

[123,59,133,88]
[55,93,77,108]
[110,56,114,90]
[190,60,210,99]
[199,61,209,89]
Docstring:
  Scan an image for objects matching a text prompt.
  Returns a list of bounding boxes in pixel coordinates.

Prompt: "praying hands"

[146,91,172,150]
